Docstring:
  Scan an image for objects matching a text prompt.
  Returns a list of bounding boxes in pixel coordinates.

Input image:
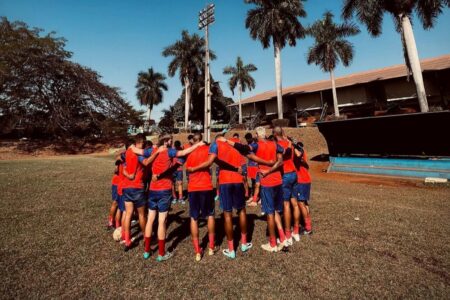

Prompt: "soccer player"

[293,141,313,239]
[172,140,185,205]
[273,127,296,246]
[221,127,287,252]
[189,134,263,259]
[231,133,250,200]
[121,134,147,251]
[108,160,121,230]
[184,133,216,262]
[142,134,204,262]
[244,133,260,207]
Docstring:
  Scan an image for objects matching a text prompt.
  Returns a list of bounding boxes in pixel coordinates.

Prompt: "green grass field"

[0,156,449,298]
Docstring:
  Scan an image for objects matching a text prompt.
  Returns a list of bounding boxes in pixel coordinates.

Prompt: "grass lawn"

[0,156,449,298]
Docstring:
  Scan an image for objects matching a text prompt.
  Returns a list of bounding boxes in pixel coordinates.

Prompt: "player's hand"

[186,167,195,173]
[151,174,158,182]
[259,169,270,177]
[237,166,243,175]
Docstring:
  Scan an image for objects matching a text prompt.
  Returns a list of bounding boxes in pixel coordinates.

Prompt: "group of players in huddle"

[107,126,312,262]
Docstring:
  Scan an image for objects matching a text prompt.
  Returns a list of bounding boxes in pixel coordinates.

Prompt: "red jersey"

[209,141,243,185]
[150,148,178,191]
[251,140,283,187]
[121,148,144,189]
[297,150,311,184]
[111,173,120,185]
[277,139,296,174]
[186,145,213,192]
[117,163,124,195]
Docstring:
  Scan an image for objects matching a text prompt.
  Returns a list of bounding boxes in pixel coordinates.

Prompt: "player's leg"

[189,192,202,261]
[297,183,312,234]
[108,201,118,229]
[143,209,156,259]
[156,191,172,262]
[123,200,134,250]
[220,184,236,259]
[205,190,216,255]
[260,186,278,252]
[234,183,252,252]
[290,197,301,241]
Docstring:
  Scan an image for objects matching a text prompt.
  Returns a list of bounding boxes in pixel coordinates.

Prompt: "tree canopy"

[0,17,141,139]
[223,56,257,95]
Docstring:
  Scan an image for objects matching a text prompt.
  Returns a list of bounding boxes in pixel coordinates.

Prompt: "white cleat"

[292,233,300,242]
[261,243,278,253]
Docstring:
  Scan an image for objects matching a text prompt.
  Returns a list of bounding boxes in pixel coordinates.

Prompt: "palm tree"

[136,67,168,124]
[342,0,450,113]
[162,30,216,130]
[306,11,360,117]
[223,57,257,124]
[245,0,306,119]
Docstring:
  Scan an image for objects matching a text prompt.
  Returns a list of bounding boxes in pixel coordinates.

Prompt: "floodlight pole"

[199,3,214,143]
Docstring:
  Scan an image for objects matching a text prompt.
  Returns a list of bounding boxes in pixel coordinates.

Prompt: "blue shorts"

[122,188,146,208]
[111,184,119,201]
[219,183,245,212]
[260,185,283,215]
[148,190,172,212]
[173,170,183,182]
[189,190,215,220]
[117,194,125,212]
[296,183,311,202]
[282,172,297,201]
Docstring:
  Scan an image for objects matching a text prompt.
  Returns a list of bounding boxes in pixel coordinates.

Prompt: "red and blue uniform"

[122,148,145,208]
[250,140,284,214]
[186,145,215,220]
[148,148,179,212]
[296,149,311,202]
[277,139,298,201]
[209,141,245,212]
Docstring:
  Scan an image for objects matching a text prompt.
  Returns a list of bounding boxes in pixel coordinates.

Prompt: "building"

[228,54,450,123]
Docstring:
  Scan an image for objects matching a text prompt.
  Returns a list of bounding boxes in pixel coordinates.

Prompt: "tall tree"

[306,11,360,117]
[342,0,450,113]
[245,0,306,119]
[136,67,168,123]
[223,56,257,124]
[162,30,216,130]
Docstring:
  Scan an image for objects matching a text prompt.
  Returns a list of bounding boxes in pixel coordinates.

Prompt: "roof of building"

[228,54,450,107]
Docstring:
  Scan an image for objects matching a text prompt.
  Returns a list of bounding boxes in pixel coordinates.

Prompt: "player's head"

[134,133,145,148]
[124,139,132,150]
[244,132,254,144]
[158,133,173,147]
[215,133,224,141]
[174,140,182,150]
[233,133,239,139]
[255,126,266,139]
[268,134,276,141]
[187,134,194,144]
[273,126,283,137]
[144,140,153,149]
[193,133,203,143]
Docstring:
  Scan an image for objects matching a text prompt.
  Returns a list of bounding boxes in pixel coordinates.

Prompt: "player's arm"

[218,137,253,156]
[293,143,309,169]
[187,153,216,173]
[129,144,144,156]
[215,159,242,173]
[140,146,164,166]
[246,153,274,166]
[260,152,284,177]
[175,141,205,157]
[122,165,136,180]
[153,161,183,181]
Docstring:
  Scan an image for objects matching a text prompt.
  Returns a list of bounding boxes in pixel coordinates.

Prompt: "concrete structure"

[228,54,450,122]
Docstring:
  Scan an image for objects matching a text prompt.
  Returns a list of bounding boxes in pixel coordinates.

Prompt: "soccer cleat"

[261,243,278,253]
[222,249,236,259]
[292,233,301,242]
[143,252,151,260]
[301,228,313,235]
[260,211,265,216]
[171,199,177,205]
[208,247,217,256]
[247,201,258,207]
[241,243,253,252]
[195,253,202,262]
[276,238,289,250]
[107,224,114,231]
[156,252,173,262]
[180,200,186,205]
[214,195,219,202]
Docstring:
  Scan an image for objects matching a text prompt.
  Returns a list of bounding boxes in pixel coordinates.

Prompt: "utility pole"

[199,3,215,143]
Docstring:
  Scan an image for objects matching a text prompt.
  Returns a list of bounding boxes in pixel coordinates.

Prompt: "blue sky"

[2,0,450,121]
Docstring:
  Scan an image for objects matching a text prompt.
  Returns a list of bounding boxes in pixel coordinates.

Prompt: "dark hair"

[193,133,203,142]
[134,133,145,144]
[187,134,194,140]
[268,135,276,141]
[144,140,153,149]
[233,133,239,138]
[158,134,172,146]
[174,140,182,150]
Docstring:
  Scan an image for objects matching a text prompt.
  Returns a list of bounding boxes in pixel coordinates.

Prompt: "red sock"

[144,237,151,253]
[245,190,249,198]
[227,240,234,252]
[208,234,215,249]
[241,233,247,245]
[285,229,292,239]
[121,229,125,241]
[192,238,201,254]
[124,230,131,246]
[108,216,113,226]
[278,228,286,242]
[252,195,258,202]
[269,236,277,247]
[293,225,300,235]
[158,239,165,256]
[305,217,312,231]
[115,219,121,228]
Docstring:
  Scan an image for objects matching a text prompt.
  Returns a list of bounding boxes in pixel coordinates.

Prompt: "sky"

[2,0,450,121]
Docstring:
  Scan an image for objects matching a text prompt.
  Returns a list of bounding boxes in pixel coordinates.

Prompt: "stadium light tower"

[199,3,215,143]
